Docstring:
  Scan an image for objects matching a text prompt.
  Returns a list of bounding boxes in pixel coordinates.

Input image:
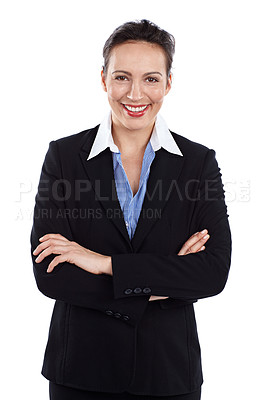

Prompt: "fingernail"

[201,229,207,235]
[203,234,210,240]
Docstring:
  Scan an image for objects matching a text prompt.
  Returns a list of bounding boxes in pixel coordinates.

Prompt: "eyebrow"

[112,70,163,77]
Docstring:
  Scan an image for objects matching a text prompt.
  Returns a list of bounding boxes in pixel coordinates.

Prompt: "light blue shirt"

[87,111,183,240]
[112,140,155,240]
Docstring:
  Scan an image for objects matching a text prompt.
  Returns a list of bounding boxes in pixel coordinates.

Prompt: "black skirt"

[49,381,201,400]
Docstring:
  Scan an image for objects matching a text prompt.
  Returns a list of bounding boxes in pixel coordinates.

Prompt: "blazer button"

[143,287,151,294]
[105,310,113,316]
[122,315,130,321]
[114,312,121,319]
[124,288,133,295]
[133,287,142,294]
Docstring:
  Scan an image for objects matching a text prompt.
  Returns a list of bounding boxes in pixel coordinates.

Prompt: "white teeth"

[123,105,148,112]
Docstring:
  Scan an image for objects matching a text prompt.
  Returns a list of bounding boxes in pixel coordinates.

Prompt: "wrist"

[101,255,112,275]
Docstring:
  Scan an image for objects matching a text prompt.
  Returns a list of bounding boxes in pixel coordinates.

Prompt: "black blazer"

[30,124,232,396]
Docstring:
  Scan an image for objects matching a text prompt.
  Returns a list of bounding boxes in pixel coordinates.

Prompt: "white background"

[1,0,265,399]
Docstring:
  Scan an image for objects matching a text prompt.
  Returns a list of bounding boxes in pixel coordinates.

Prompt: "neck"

[111,114,155,157]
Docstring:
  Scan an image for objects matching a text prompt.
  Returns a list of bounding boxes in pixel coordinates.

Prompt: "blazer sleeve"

[111,149,232,301]
[30,141,149,327]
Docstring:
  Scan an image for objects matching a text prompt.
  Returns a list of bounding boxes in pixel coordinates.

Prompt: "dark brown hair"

[102,19,175,78]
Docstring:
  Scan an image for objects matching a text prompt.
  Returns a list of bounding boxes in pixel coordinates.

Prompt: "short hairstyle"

[102,19,175,78]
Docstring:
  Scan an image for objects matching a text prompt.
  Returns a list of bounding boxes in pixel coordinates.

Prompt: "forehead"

[108,41,167,73]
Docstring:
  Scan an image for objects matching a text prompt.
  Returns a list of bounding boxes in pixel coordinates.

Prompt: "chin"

[122,116,154,131]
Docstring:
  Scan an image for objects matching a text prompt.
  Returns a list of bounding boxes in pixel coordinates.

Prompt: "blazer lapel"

[79,127,132,248]
[79,126,184,253]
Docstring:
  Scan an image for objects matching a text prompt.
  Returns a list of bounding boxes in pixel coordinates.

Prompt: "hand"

[177,229,210,256]
[149,229,210,301]
[33,233,111,274]
[149,295,170,301]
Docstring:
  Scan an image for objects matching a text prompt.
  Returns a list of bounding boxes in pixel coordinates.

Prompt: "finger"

[183,230,208,253]
[33,238,69,256]
[178,230,209,256]
[39,233,69,242]
[149,295,169,301]
[35,245,70,263]
[187,234,210,254]
[47,254,69,273]
[178,229,208,256]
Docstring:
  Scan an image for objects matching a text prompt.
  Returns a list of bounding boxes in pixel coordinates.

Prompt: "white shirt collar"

[87,110,183,160]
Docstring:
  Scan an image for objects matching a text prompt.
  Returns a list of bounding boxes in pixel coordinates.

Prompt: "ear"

[165,73,172,95]
[101,68,107,92]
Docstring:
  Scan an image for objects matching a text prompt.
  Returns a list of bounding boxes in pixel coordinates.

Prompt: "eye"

[115,75,128,81]
[146,77,159,83]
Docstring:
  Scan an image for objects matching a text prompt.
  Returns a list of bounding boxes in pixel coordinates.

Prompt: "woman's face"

[101,41,171,132]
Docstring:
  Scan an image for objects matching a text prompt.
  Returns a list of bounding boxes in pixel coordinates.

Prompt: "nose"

[126,80,144,101]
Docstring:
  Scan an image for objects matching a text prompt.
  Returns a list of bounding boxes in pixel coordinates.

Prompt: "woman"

[31,19,231,400]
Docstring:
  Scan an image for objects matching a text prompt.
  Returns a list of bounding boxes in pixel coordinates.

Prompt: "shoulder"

[168,131,220,177]
[169,130,211,159]
[45,125,100,165]
[53,125,99,152]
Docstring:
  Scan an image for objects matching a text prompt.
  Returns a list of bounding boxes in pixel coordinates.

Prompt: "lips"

[122,103,150,117]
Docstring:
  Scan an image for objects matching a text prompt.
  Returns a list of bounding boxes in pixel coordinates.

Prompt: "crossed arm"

[33,229,210,301]
[31,141,231,326]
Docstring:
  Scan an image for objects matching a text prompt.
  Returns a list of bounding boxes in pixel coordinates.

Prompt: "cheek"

[107,83,127,101]
[150,88,166,103]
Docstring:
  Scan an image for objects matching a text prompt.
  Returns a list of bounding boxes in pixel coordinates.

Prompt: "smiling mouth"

[122,104,150,113]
